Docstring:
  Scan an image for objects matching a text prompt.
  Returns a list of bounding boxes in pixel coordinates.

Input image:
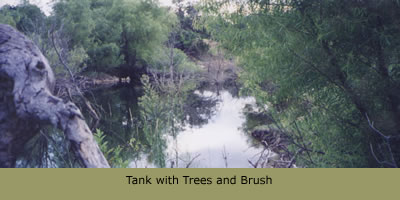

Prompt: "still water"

[87,86,265,168]
[134,91,264,168]
[171,91,262,168]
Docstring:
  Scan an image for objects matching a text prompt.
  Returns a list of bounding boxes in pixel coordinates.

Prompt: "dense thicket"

[1,0,184,80]
[201,0,400,167]
[3,0,400,168]
[0,0,204,167]
[172,0,209,57]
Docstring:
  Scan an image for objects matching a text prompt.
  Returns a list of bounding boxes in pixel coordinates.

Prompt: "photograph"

[1,0,400,169]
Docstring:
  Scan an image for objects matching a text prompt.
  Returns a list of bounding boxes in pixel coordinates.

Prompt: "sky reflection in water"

[133,90,264,168]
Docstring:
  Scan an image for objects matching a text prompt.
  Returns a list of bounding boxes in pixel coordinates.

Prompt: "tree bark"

[0,24,110,168]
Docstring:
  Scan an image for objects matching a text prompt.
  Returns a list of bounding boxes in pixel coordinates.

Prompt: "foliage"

[94,129,131,168]
[0,9,17,27]
[138,74,194,167]
[0,0,205,168]
[17,128,81,168]
[200,0,400,167]
[0,0,179,76]
[150,46,201,74]
[0,3,46,34]
[52,0,95,48]
[82,86,147,168]
[173,0,210,57]
[0,3,89,76]
[52,0,176,73]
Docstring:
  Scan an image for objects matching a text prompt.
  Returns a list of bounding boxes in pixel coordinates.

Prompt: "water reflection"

[86,85,264,168]
[135,90,264,168]
[84,85,144,164]
[182,91,219,128]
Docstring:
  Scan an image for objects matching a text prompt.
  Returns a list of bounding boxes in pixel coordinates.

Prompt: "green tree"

[52,0,176,79]
[0,3,46,33]
[52,0,94,48]
[201,0,400,167]
[0,5,17,27]
[173,0,209,57]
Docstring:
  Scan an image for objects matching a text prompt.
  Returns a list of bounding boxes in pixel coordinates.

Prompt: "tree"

[50,0,176,83]
[52,0,94,49]
[173,0,209,57]
[201,0,400,167]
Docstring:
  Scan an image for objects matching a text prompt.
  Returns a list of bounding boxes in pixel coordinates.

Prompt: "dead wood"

[0,24,110,168]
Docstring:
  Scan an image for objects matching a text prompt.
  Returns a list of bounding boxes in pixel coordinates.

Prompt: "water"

[131,90,265,168]
[86,86,265,168]
[167,91,262,168]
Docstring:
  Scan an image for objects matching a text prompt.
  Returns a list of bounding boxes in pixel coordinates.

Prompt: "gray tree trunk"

[0,24,110,168]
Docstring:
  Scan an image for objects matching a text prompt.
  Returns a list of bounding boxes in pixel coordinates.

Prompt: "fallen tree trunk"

[0,24,110,168]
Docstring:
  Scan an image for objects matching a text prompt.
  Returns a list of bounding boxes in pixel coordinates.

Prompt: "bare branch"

[49,23,75,81]
[287,148,302,168]
[365,113,398,168]
[184,154,201,168]
[365,113,390,140]
[370,143,397,168]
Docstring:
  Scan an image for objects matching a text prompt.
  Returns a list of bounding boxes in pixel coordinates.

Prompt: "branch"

[370,143,397,168]
[49,23,75,81]
[365,113,390,140]
[365,113,398,168]
[287,148,302,168]
[183,154,201,168]
[49,22,100,127]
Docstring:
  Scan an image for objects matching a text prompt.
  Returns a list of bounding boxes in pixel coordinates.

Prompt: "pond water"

[86,86,266,168]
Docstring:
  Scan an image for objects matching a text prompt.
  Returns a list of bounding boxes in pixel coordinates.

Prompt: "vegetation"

[2,0,400,168]
[201,0,400,167]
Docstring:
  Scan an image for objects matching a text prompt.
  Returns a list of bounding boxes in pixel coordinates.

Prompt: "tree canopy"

[201,0,400,167]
